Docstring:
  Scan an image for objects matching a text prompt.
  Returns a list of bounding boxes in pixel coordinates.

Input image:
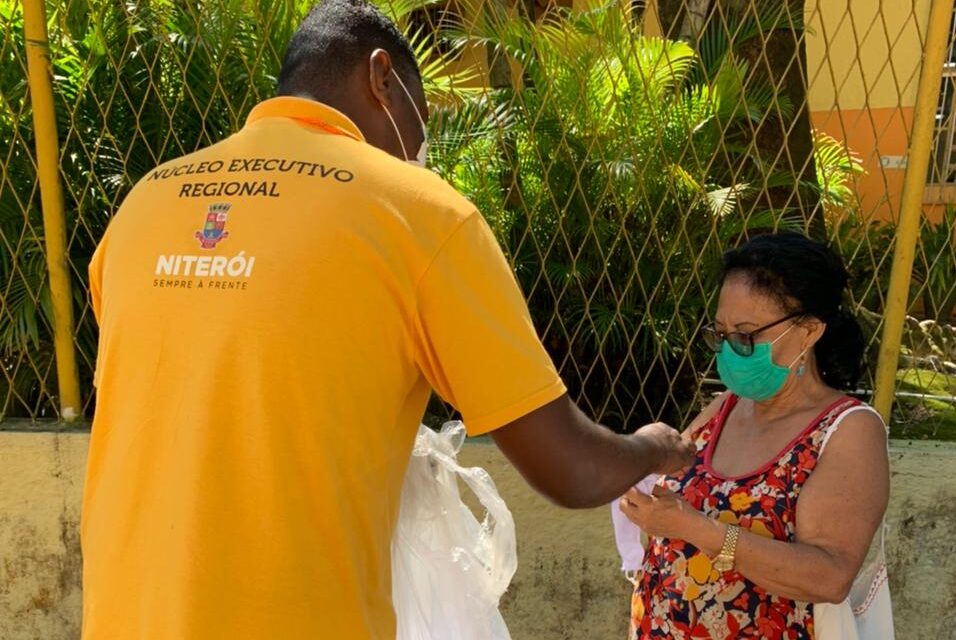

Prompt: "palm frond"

[705,183,750,218]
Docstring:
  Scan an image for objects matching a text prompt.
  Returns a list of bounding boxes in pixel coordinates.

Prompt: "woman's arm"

[621,408,889,603]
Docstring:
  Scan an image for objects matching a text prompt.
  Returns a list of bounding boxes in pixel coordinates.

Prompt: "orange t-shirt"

[82,97,566,639]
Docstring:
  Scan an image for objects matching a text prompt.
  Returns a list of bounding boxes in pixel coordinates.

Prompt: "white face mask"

[380,68,428,167]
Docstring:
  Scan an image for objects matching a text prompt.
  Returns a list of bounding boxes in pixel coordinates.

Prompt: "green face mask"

[715,325,806,401]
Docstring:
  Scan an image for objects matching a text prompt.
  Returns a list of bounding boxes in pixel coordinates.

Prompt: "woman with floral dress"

[620,233,890,639]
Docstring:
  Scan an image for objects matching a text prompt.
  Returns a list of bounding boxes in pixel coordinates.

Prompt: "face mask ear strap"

[770,319,799,346]
[391,69,427,132]
[768,318,812,371]
[380,102,409,160]
[788,346,810,370]
[369,54,412,161]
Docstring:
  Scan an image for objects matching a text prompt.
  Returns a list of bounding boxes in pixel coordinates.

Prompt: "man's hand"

[630,422,695,475]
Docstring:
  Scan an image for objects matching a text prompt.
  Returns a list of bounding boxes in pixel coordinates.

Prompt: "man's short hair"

[277,0,422,98]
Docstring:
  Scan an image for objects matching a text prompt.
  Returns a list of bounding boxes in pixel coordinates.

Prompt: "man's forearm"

[555,420,661,508]
[491,395,674,508]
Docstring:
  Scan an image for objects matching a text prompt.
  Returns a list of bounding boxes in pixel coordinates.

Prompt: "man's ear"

[367,48,395,108]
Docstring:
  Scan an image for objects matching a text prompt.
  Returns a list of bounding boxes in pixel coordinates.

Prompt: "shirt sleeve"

[88,225,111,387]
[89,226,111,326]
[414,212,566,436]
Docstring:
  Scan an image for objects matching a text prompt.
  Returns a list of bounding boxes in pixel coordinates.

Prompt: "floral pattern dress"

[630,394,861,639]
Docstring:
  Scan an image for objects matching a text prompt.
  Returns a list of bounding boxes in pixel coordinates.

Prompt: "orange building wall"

[811,107,915,224]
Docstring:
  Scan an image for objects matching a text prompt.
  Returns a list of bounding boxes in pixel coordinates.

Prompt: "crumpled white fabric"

[611,474,660,574]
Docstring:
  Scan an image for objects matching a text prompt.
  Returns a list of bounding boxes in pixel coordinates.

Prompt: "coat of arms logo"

[195,202,231,249]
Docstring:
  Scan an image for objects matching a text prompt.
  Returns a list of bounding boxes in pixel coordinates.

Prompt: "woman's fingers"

[624,487,653,506]
[651,485,677,499]
[619,497,642,525]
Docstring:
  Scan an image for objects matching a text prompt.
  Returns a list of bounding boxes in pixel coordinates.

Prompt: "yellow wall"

[2,431,956,639]
[805,0,930,112]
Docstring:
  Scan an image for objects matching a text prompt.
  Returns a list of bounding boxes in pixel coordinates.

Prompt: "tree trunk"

[656,0,688,38]
[656,0,824,238]
[487,0,540,211]
[730,0,824,238]
[486,44,524,209]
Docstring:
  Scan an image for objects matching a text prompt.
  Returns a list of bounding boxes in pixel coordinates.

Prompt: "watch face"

[713,558,732,572]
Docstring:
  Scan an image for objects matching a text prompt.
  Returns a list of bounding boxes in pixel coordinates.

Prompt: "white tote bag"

[813,406,895,640]
[391,422,517,640]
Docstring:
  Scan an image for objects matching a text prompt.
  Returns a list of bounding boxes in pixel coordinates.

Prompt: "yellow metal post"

[872,0,956,422]
[23,0,82,421]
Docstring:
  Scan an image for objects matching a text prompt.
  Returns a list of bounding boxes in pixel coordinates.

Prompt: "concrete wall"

[1,431,955,639]
[0,431,85,640]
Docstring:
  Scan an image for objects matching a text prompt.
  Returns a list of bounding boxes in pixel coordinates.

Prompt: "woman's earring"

[796,359,806,377]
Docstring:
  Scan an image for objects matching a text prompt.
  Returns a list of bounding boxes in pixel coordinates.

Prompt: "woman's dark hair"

[720,232,865,390]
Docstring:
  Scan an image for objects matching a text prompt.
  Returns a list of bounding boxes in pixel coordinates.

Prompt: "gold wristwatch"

[712,524,740,572]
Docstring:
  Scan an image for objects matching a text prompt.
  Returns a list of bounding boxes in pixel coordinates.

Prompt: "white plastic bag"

[392,422,516,640]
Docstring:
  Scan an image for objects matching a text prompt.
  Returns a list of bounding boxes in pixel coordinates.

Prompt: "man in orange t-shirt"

[81,1,694,638]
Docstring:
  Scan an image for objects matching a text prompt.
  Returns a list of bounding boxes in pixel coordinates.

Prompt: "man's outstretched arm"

[491,394,694,508]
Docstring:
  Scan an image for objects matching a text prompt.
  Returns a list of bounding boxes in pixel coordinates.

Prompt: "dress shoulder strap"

[819,402,885,455]
[686,393,737,445]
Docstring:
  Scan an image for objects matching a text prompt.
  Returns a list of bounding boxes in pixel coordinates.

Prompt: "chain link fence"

[0,0,953,439]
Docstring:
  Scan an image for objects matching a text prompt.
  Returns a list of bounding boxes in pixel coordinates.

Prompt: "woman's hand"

[618,485,710,541]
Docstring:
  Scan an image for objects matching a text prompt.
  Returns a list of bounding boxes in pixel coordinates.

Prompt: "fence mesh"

[0,2,57,418]
[0,0,953,438]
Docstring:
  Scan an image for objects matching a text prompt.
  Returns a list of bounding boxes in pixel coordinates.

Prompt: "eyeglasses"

[702,312,804,357]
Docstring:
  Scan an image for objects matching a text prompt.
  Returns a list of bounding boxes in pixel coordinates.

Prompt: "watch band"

[714,524,740,571]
